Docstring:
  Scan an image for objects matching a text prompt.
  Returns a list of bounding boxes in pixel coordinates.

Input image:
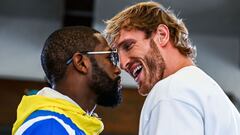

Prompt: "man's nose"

[119,51,130,71]
[114,65,121,75]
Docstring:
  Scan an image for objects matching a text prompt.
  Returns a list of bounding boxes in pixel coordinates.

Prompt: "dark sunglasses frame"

[66,50,119,66]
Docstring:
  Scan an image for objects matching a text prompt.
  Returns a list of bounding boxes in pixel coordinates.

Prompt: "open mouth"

[130,64,143,82]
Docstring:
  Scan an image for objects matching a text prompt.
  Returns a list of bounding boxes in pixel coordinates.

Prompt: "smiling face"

[115,29,165,95]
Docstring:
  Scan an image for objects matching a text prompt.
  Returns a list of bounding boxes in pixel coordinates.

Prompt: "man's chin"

[97,86,122,107]
[138,86,150,96]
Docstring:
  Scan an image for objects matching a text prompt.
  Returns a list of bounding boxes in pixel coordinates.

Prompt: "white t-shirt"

[139,66,240,135]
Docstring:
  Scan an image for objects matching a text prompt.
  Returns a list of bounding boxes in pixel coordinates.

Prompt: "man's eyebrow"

[115,39,136,49]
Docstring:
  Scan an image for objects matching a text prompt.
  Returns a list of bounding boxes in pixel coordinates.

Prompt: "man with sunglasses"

[12,26,122,135]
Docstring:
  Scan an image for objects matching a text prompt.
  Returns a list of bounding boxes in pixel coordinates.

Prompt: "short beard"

[148,39,165,82]
[88,57,122,107]
[139,39,166,95]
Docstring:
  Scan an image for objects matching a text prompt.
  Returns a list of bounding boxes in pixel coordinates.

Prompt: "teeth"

[134,77,138,81]
[133,65,142,77]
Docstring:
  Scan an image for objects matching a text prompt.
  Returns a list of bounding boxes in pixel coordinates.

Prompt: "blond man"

[105,2,240,135]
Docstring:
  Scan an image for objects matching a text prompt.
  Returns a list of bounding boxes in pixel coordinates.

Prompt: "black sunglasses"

[66,50,119,66]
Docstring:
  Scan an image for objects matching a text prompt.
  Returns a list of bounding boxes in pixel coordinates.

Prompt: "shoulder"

[151,66,220,99]
[15,110,86,135]
[143,66,219,114]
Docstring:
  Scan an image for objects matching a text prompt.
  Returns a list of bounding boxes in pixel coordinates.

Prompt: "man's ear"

[153,24,169,47]
[72,53,89,74]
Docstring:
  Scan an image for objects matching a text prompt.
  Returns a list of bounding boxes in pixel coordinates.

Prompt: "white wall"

[0,0,63,81]
[0,16,61,81]
[192,35,240,98]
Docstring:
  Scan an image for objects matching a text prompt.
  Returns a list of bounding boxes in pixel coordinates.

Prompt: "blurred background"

[0,0,239,134]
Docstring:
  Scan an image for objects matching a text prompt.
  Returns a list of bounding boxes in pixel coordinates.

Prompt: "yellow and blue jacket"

[12,95,103,135]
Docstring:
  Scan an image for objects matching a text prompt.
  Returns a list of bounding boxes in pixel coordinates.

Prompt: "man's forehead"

[110,28,126,48]
[94,33,109,47]
[111,41,118,50]
[111,28,140,50]
[111,33,125,50]
[113,38,136,51]
[95,43,111,52]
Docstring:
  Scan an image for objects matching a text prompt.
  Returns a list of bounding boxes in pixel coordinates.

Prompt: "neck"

[53,78,97,112]
[162,45,194,79]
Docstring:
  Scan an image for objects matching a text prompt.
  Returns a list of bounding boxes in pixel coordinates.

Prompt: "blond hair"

[105,1,196,60]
